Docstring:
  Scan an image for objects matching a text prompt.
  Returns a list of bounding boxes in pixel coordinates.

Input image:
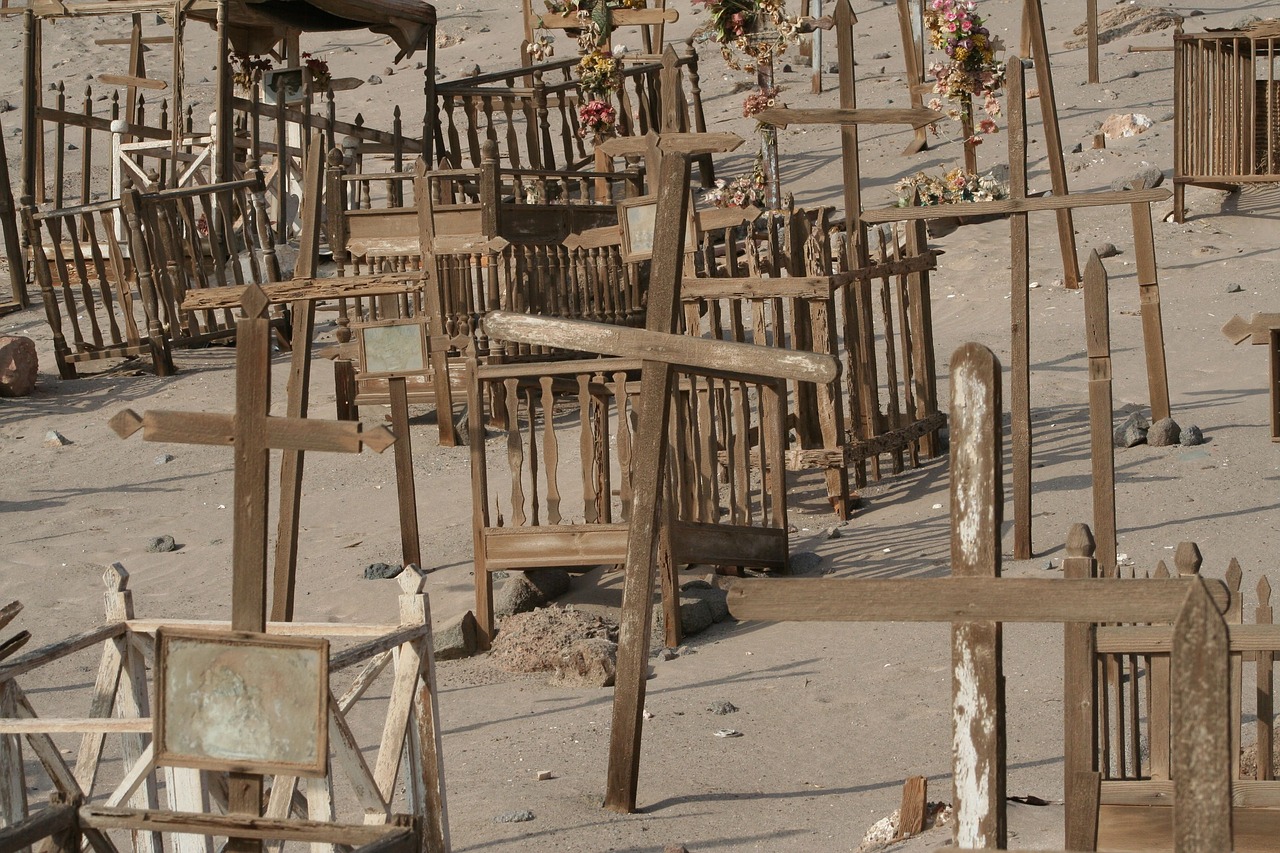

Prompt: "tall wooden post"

[21,10,40,205]
[213,0,233,183]
[1007,57,1032,560]
[1083,252,1117,575]
[1062,524,1099,850]
[948,342,1006,848]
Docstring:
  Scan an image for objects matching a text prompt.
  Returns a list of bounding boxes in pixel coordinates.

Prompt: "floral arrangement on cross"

[529,1,650,144]
[692,0,803,209]
[894,0,1010,207]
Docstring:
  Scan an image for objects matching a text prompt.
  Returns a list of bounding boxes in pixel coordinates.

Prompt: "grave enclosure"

[3,0,1279,851]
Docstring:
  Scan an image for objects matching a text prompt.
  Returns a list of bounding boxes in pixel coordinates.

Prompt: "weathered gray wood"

[1083,253,1117,574]
[860,188,1170,223]
[1062,525,1098,847]
[1007,57,1032,561]
[946,343,1005,849]
[1171,577,1232,850]
[480,313,838,384]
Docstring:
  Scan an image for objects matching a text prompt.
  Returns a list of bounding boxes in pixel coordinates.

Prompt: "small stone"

[1069,142,1082,154]
[555,637,616,687]
[154,454,174,465]
[43,430,71,447]
[1146,417,1181,447]
[1112,165,1163,192]
[1094,242,1121,259]
[679,597,715,637]
[494,810,534,823]
[782,63,792,72]
[1157,110,1175,122]
[1192,245,1219,257]
[432,610,478,660]
[1123,69,1139,78]
[0,99,11,112]
[145,535,177,553]
[680,579,713,591]
[382,66,394,76]
[790,551,822,573]
[658,648,678,661]
[874,51,892,60]
[1180,425,1205,447]
[708,700,738,715]
[479,25,490,32]
[827,63,840,74]
[713,729,743,738]
[826,526,842,540]
[536,770,553,781]
[1099,113,1153,139]
[1225,283,1243,294]
[366,75,383,85]
[363,562,403,580]
[66,142,77,151]
[1113,412,1149,448]
[683,586,729,622]
[0,337,38,397]
[494,568,572,618]
[664,846,691,853]
[1044,560,1055,571]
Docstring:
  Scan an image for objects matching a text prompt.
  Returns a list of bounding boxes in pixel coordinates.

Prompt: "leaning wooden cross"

[479,132,838,815]
[1221,312,1280,441]
[109,283,395,851]
[862,55,1172,568]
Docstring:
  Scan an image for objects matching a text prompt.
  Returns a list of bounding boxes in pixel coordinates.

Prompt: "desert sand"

[2,0,1279,849]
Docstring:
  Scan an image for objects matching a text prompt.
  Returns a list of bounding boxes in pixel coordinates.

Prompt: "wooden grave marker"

[109,283,395,851]
[863,55,1172,567]
[1222,312,1280,441]
[725,342,1233,848]
[478,132,839,815]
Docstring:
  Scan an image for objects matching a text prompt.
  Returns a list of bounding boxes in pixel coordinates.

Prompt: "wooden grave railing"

[21,194,173,379]
[684,203,943,518]
[0,565,448,853]
[1173,19,1280,222]
[430,47,708,178]
[467,354,790,648]
[1066,548,1280,851]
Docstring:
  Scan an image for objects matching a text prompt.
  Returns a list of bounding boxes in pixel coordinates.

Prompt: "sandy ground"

[3,0,1280,850]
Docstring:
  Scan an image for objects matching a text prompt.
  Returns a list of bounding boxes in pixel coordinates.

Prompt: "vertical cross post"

[948,343,1006,848]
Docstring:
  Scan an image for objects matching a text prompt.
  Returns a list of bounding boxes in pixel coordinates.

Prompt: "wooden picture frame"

[354,318,431,378]
[263,68,308,105]
[618,195,698,262]
[154,628,330,777]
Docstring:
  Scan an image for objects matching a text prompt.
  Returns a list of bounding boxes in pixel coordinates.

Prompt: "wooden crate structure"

[683,204,943,518]
[0,566,447,853]
[1066,552,1280,851]
[467,356,790,647]
[1173,19,1280,221]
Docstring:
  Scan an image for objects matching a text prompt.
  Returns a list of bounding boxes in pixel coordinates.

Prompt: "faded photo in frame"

[263,68,307,105]
[618,195,699,263]
[355,318,431,378]
[155,629,329,777]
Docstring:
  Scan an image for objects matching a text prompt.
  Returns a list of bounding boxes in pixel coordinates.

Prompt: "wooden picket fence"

[1063,549,1280,850]
[0,565,447,853]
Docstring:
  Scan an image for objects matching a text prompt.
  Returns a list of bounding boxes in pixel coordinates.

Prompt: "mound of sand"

[1065,6,1178,49]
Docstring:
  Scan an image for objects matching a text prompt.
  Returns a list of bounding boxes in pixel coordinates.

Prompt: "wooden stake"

[894,776,928,839]
[1062,524,1098,847]
[1007,57,1032,561]
[947,343,1005,849]
[389,377,422,570]
[1083,253,1117,574]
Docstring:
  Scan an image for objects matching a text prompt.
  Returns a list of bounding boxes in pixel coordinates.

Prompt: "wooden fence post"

[1171,575,1231,851]
[1083,252,1117,574]
[1063,523,1099,850]
[947,342,1006,848]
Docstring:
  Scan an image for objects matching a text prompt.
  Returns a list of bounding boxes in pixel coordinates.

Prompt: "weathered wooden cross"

[480,131,840,814]
[862,56,1172,568]
[1222,312,1280,441]
[726,342,1232,849]
[108,282,394,850]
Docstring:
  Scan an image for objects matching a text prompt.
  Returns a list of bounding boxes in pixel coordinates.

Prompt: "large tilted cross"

[109,282,394,851]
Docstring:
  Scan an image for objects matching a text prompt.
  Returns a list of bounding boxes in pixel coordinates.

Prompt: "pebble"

[1146,417,1181,447]
[494,810,535,823]
[0,99,9,112]
[1225,283,1243,293]
[535,770,553,781]
[154,454,175,465]
[363,562,403,580]
[367,75,383,85]
[43,430,71,447]
[1180,425,1205,447]
[1192,245,1219,257]
[873,51,891,60]
[145,535,177,553]
[1094,242,1121,259]
[1113,412,1149,448]
[714,729,743,738]
[1069,142,1082,154]
[708,700,738,715]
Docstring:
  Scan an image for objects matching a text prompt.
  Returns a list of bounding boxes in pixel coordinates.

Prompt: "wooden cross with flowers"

[527,0,680,58]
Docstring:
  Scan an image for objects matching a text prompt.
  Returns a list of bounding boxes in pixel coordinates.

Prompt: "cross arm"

[1221,313,1280,345]
[757,106,944,130]
[860,188,1172,224]
[110,410,395,453]
[481,312,838,384]
[179,273,423,313]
